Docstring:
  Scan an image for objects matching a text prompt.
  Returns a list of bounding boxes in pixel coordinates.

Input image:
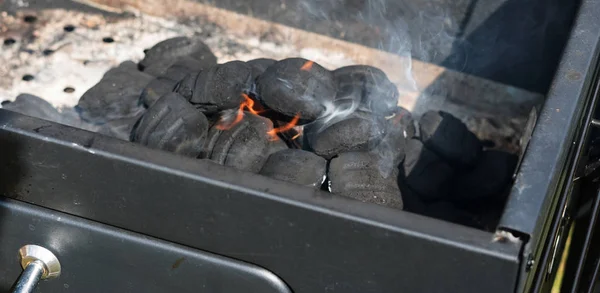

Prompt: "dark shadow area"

[441,0,582,94]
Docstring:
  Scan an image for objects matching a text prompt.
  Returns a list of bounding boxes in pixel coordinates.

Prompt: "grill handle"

[12,245,61,293]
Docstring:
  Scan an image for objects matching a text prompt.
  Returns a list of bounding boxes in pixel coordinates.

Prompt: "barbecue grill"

[0,0,599,292]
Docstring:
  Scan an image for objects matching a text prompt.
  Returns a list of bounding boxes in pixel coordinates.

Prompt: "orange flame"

[291,126,303,140]
[267,114,301,141]
[300,61,314,71]
[216,93,262,130]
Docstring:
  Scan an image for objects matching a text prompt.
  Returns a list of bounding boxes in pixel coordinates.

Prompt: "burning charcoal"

[139,37,217,71]
[77,62,153,124]
[202,113,276,173]
[306,111,387,159]
[418,111,482,168]
[451,150,518,202]
[247,58,276,81]
[403,139,454,201]
[256,58,336,121]
[176,61,252,113]
[131,92,209,157]
[259,149,326,188]
[329,152,403,209]
[333,65,399,115]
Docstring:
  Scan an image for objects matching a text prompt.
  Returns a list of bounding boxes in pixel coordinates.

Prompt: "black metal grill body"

[0,0,600,292]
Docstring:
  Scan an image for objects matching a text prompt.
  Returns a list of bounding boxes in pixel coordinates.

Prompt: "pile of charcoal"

[52,36,518,230]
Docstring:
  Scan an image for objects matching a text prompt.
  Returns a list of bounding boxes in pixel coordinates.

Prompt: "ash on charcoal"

[419,111,482,169]
[403,138,454,201]
[306,110,387,159]
[451,150,518,202]
[131,92,209,157]
[176,61,252,113]
[260,149,327,188]
[247,58,276,82]
[138,36,217,72]
[256,58,336,121]
[329,152,403,209]
[333,65,399,115]
[76,61,153,124]
[202,113,285,173]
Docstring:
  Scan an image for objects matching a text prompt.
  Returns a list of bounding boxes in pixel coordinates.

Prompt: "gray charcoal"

[306,111,387,159]
[260,149,326,188]
[256,58,336,121]
[333,65,398,115]
[3,93,63,121]
[131,92,209,157]
[98,113,143,141]
[451,150,518,202]
[418,111,482,168]
[403,139,454,201]
[176,61,252,113]
[329,152,403,209]
[2,94,97,131]
[139,36,217,71]
[77,61,153,124]
[143,56,214,77]
[140,78,177,108]
[202,113,277,173]
[247,58,276,81]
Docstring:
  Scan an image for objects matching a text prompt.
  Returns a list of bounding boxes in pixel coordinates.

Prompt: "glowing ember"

[216,93,262,130]
[291,126,303,140]
[267,114,301,140]
[300,61,314,71]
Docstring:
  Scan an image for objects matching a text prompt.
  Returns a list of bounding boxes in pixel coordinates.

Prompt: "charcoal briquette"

[418,111,482,168]
[259,149,327,188]
[98,113,143,141]
[140,78,178,108]
[131,92,209,157]
[329,152,403,209]
[333,65,399,115]
[306,111,387,159]
[77,62,153,124]
[177,61,252,113]
[256,58,336,121]
[202,113,276,173]
[139,37,217,71]
[247,58,276,81]
[143,56,214,78]
[451,150,518,202]
[3,94,63,122]
[402,138,454,201]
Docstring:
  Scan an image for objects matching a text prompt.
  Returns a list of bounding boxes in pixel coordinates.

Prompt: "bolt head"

[18,245,61,279]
